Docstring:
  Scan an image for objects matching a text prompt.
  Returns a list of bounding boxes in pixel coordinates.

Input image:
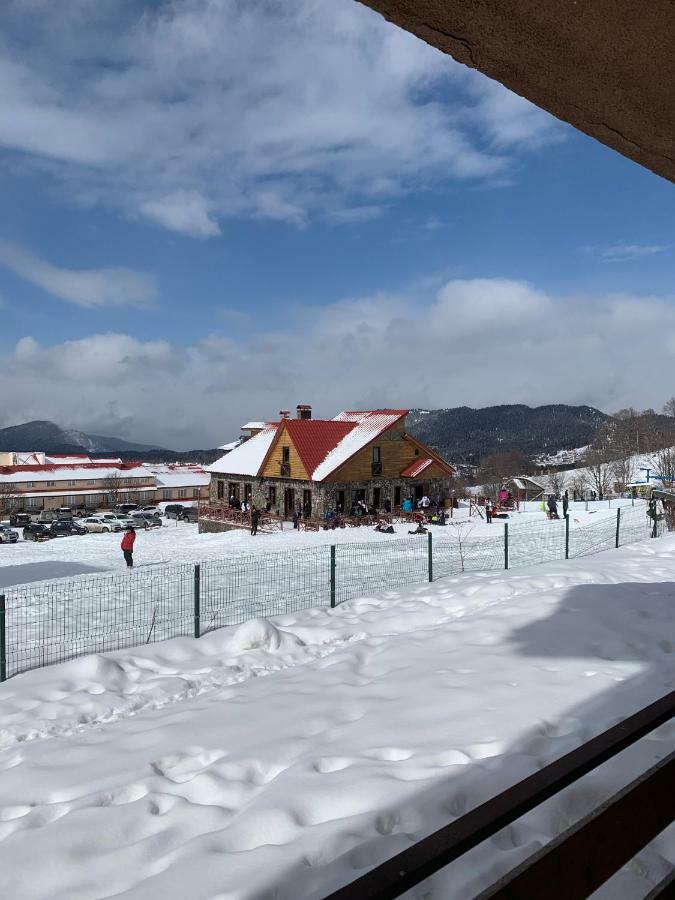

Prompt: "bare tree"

[651,446,675,490]
[663,397,675,418]
[102,473,123,508]
[612,454,637,492]
[547,469,568,497]
[0,482,19,515]
[583,446,615,499]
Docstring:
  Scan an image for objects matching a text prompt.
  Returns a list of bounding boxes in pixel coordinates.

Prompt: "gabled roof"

[281,419,355,479]
[312,410,408,481]
[207,423,279,476]
[400,457,434,478]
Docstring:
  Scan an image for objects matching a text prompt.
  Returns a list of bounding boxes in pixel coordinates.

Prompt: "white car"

[138,506,162,516]
[81,517,116,533]
[100,513,132,530]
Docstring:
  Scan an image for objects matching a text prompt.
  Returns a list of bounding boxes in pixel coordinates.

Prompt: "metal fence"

[0,503,666,680]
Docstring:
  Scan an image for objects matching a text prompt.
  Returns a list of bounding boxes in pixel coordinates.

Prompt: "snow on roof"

[208,424,279,476]
[153,471,210,488]
[218,439,243,452]
[0,464,150,484]
[400,457,434,478]
[241,421,266,431]
[281,419,356,478]
[312,410,407,481]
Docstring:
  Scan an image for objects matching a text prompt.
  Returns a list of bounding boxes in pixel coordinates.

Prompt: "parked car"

[9,512,33,527]
[81,517,116,533]
[130,512,162,529]
[138,506,161,515]
[38,510,58,523]
[97,514,126,531]
[73,506,96,518]
[180,507,198,522]
[114,503,139,515]
[164,504,186,519]
[23,522,52,542]
[56,507,74,519]
[0,525,19,544]
[49,520,88,537]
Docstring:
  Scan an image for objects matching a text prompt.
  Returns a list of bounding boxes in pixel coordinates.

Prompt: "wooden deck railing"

[324,690,675,900]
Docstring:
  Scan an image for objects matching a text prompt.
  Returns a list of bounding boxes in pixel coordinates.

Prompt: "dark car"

[9,512,32,527]
[115,503,139,515]
[0,525,19,544]
[180,507,198,522]
[164,504,185,519]
[23,522,52,542]
[49,520,88,538]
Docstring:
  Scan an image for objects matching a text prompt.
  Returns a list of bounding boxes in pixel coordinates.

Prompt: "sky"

[0,0,674,450]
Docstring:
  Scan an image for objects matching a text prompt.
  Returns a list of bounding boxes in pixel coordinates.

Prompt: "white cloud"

[2,277,674,449]
[583,243,669,262]
[0,241,157,308]
[0,0,561,236]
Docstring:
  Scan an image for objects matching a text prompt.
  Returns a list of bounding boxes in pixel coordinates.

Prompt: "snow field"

[0,536,673,898]
[2,505,654,678]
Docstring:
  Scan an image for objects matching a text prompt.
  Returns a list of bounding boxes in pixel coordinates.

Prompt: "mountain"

[0,420,165,455]
[406,405,610,462]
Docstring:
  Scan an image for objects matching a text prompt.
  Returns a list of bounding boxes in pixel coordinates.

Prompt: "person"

[485,499,493,524]
[250,505,259,536]
[408,522,428,535]
[292,509,299,529]
[439,508,446,525]
[121,526,136,569]
[547,495,559,519]
[374,520,395,534]
[562,493,569,518]
[384,498,391,513]
[402,497,412,512]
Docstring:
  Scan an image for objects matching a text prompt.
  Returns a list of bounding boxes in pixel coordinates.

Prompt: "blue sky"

[1,0,673,448]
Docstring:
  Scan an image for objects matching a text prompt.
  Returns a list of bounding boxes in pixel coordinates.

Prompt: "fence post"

[0,594,5,682]
[428,531,433,582]
[615,508,621,548]
[504,523,509,570]
[565,514,570,559]
[330,545,336,608]
[585,499,588,512]
[193,563,201,638]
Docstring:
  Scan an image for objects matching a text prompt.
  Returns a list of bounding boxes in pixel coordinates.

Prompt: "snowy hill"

[0,420,166,454]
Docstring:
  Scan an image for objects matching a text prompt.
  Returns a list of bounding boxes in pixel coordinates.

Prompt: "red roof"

[281,419,355,477]
[400,457,435,478]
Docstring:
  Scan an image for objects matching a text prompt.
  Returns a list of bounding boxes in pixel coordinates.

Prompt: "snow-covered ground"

[0,498,644,587]
[0,533,673,899]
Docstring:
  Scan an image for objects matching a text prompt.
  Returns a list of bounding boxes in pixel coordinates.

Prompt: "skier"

[292,509,299,529]
[547,495,559,520]
[250,506,259,536]
[485,499,493,524]
[121,526,136,569]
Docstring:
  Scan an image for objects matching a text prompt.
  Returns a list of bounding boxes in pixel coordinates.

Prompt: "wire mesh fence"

[0,502,666,680]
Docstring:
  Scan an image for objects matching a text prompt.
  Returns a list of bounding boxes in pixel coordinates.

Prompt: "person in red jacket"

[121,526,136,568]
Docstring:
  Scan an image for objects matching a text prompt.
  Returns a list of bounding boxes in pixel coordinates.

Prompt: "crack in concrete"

[421,22,476,66]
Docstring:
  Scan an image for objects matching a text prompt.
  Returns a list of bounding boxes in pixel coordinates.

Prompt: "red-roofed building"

[208,405,454,518]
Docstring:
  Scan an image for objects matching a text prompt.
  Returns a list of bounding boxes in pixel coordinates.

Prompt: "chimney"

[296,404,312,420]
[279,409,291,419]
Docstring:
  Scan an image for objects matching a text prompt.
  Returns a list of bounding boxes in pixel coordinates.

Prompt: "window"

[193,488,200,497]
[229,483,240,501]
[373,487,381,509]
[45,481,55,487]
[163,489,172,500]
[86,495,98,505]
[244,483,252,499]
[268,486,277,505]
[282,446,290,463]
[281,446,290,476]
[372,445,382,475]
[27,497,41,508]
[394,486,402,507]
[88,480,96,486]
[65,496,77,506]
[178,488,187,498]
[26,481,35,488]
[68,480,77,487]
